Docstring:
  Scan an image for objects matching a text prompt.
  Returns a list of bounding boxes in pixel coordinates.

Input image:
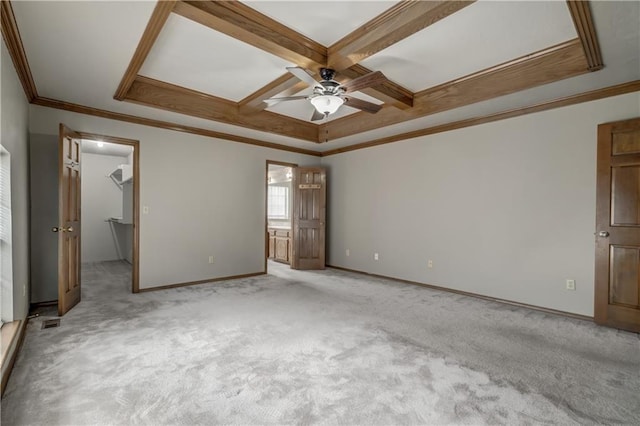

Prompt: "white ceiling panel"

[11,0,156,101]
[360,1,578,92]
[243,1,399,46]
[140,14,293,101]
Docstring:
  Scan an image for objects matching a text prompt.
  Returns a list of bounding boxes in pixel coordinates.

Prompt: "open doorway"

[265,161,297,271]
[80,138,134,292]
[29,129,140,317]
[265,161,328,272]
[79,133,139,295]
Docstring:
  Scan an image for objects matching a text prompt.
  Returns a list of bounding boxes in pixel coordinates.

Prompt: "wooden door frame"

[79,131,141,293]
[265,160,298,272]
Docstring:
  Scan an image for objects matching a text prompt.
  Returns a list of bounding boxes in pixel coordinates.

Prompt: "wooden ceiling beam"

[173,0,326,71]
[566,0,603,71]
[321,39,590,141]
[338,65,414,109]
[240,64,415,112]
[328,0,476,72]
[32,97,321,156]
[114,0,176,100]
[238,74,308,112]
[174,1,415,109]
[321,80,640,156]
[123,76,319,142]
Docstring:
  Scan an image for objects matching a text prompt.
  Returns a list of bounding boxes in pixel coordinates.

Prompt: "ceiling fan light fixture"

[310,95,344,116]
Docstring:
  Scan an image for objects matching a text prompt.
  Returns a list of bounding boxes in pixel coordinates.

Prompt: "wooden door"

[57,124,82,316]
[291,167,326,270]
[595,117,640,333]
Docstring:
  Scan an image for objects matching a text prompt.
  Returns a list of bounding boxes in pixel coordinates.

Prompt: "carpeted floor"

[1,260,639,425]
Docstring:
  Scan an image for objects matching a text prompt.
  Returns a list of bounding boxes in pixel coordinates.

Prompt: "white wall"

[29,105,320,290]
[321,93,640,317]
[1,42,30,320]
[81,153,127,262]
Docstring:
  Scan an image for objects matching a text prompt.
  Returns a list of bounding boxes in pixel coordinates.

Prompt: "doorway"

[79,132,140,294]
[265,161,296,271]
[29,129,140,316]
[265,161,327,272]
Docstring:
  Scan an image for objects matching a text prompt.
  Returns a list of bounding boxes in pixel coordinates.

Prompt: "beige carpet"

[2,260,639,425]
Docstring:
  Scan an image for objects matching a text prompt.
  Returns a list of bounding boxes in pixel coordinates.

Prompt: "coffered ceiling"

[4,1,640,155]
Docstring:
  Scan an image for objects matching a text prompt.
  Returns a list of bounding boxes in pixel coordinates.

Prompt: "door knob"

[598,231,609,237]
[52,226,73,233]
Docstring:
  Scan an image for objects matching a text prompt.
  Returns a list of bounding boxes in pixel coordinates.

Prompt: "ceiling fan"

[265,67,386,121]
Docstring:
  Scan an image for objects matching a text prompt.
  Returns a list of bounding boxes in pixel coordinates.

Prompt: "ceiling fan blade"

[344,97,383,114]
[310,109,326,121]
[340,71,387,93]
[264,95,308,106]
[286,67,320,87]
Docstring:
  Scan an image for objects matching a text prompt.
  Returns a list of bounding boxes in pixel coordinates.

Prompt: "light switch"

[143,206,149,215]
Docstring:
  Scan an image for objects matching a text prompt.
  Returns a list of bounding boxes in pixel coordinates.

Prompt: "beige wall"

[23,74,640,315]
[28,105,320,290]
[321,92,640,317]
[1,43,30,320]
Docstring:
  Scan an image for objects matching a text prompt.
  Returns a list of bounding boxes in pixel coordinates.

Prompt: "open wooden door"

[595,117,640,333]
[55,124,82,316]
[291,167,326,270]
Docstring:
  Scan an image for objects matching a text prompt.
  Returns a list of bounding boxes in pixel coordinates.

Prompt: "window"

[268,185,290,219]
[0,145,13,323]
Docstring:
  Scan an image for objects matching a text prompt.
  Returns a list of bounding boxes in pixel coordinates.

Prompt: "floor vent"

[41,319,61,329]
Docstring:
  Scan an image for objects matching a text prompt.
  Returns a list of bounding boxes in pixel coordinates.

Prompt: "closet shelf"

[106,217,132,225]
[109,164,132,185]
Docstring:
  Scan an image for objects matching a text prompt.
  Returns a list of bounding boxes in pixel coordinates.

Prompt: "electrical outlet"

[346,249,350,257]
[428,259,433,269]
[143,206,149,215]
[566,279,576,290]
[374,253,379,261]
[208,256,214,264]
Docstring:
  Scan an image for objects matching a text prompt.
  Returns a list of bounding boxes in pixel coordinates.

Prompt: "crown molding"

[1,0,37,101]
[29,80,640,158]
